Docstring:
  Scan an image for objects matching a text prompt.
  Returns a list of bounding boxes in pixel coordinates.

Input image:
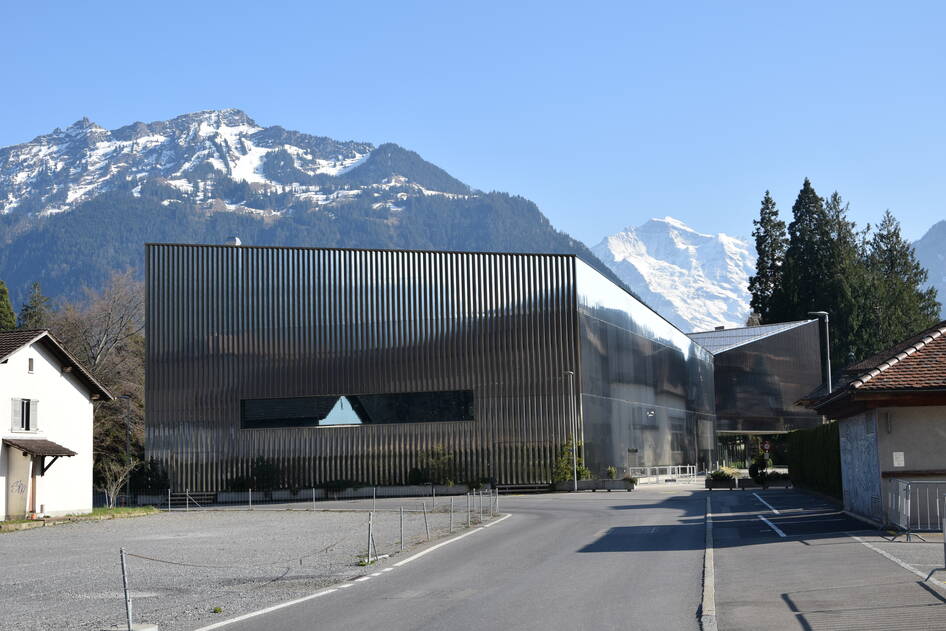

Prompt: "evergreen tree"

[748,191,787,323]
[0,281,16,330]
[18,281,52,330]
[772,178,828,321]
[859,211,940,355]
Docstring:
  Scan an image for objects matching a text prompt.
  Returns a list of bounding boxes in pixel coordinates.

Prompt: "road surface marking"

[194,515,512,630]
[758,515,786,537]
[193,588,338,630]
[752,493,780,514]
[848,534,946,593]
[701,495,718,631]
[650,527,657,534]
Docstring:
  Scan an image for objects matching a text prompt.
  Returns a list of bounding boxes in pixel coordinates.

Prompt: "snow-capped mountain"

[592,217,756,332]
[0,109,622,305]
[914,221,946,319]
[0,108,469,218]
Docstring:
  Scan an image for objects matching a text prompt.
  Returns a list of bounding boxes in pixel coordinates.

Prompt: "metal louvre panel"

[146,245,580,491]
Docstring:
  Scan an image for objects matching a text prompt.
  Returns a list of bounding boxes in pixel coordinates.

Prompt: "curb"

[0,509,159,533]
[700,494,717,631]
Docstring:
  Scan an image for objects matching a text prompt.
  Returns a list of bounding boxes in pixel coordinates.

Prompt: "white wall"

[1,341,95,518]
[876,406,946,472]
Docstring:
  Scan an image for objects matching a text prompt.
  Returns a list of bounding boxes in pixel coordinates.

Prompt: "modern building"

[146,244,717,491]
[688,320,825,435]
[809,321,946,527]
[1,330,112,519]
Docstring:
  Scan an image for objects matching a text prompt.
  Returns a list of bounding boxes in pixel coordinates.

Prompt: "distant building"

[145,244,718,491]
[1,330,112,519]
[809,321,946,526]
[688,320,825,434]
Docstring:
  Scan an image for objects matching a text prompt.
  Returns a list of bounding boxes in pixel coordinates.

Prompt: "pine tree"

[0,281,16,331]
[772,178,828,321]
[859,211,941,355]
[18,282,52,330]
[748,191,787,323]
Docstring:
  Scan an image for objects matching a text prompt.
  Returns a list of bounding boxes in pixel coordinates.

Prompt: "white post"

[120,547,133,631]
[249,488,253,510]
[367,512,373,564]
[423,501,430,541]
[312,487,316,510]
[167,488,171,513]
[467,492,471,527]
[185,488,189,512]
[449,497,454,533]
[400,506,404,552]
[373,486,377,512]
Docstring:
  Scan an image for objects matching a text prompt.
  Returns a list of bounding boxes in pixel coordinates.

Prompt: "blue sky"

[3,1,943,245]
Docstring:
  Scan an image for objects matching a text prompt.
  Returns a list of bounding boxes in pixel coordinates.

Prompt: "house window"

[28,358,34,373]
[12,398,38,432]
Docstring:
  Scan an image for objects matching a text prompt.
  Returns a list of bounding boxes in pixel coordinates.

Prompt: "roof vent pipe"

[224,236,242,246]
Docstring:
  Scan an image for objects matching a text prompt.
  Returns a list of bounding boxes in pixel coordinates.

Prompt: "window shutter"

[12,398,21,431]
[30,400,38,431]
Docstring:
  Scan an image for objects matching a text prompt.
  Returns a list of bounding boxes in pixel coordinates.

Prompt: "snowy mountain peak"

[592,217,756,332]
[0,109,480,218]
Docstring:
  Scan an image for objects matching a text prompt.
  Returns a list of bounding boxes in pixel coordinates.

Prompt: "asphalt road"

[211,486,708,631]
[711,489,946,630]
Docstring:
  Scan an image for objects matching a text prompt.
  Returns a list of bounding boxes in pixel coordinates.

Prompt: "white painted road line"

[752,493,780,514]
[758,514,786,537]
[193,588,338,630]
[354,576,372,582]
[701,495,717,631]
[393,514,511,565]
[849,534,946,593]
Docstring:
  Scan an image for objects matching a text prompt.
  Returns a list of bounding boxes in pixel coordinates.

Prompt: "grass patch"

[90,506,159,517]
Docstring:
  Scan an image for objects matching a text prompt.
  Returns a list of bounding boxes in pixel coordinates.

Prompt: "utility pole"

[564,370,578,492]
[808,312,832,393]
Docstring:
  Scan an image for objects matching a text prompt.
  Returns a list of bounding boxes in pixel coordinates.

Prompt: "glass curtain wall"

[575,260,717,474]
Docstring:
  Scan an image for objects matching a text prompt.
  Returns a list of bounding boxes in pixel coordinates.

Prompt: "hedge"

[787,422,842,499]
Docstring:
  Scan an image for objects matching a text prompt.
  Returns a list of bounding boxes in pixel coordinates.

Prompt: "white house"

[1,330,112,520]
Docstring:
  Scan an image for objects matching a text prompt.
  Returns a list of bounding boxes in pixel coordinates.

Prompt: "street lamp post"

[808,311,832,394]
[564,370,578,492]
[119,394,133,503]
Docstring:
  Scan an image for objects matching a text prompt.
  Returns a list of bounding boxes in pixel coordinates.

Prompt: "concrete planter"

[762,478,793,489]
[554,479,635,492]
[705,479,735,490]
[737,478,762,490]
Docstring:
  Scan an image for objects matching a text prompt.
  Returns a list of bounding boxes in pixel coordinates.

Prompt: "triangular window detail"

[320,396,363,425]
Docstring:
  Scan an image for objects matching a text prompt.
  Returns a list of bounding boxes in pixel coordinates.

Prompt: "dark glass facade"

[145,244,717,491]
[704,320,824,433]
[575,261,717,473]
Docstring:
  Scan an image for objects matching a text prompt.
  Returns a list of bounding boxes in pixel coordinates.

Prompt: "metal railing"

[628,465,697,484]
[886,479,946,537]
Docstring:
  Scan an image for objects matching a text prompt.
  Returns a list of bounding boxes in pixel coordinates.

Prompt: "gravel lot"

[1,497,495,631]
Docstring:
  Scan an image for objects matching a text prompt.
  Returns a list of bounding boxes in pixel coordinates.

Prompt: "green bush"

[607,465,618,480]
[787,422,842,499]
[707,467,738,481]
[552,439,592,483]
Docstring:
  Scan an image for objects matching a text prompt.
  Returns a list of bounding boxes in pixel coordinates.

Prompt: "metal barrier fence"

[108,483,485,511]
[627,465,697,484]
[113,489,500,629]
[886,479,946,536]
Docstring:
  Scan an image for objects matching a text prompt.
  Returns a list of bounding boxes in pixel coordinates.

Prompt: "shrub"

[623,475,638,485]
[748,452,770,483]
[707,467,739,481]
[607,465,618,480]
[787,422,842,499]
[407,446,456,485]
[551,439,592,482]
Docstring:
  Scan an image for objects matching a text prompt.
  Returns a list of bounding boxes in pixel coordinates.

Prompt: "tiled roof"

[851,322,946,391]
[0,329,46,362]
[687,320,815,354]
[810,321,946,413]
